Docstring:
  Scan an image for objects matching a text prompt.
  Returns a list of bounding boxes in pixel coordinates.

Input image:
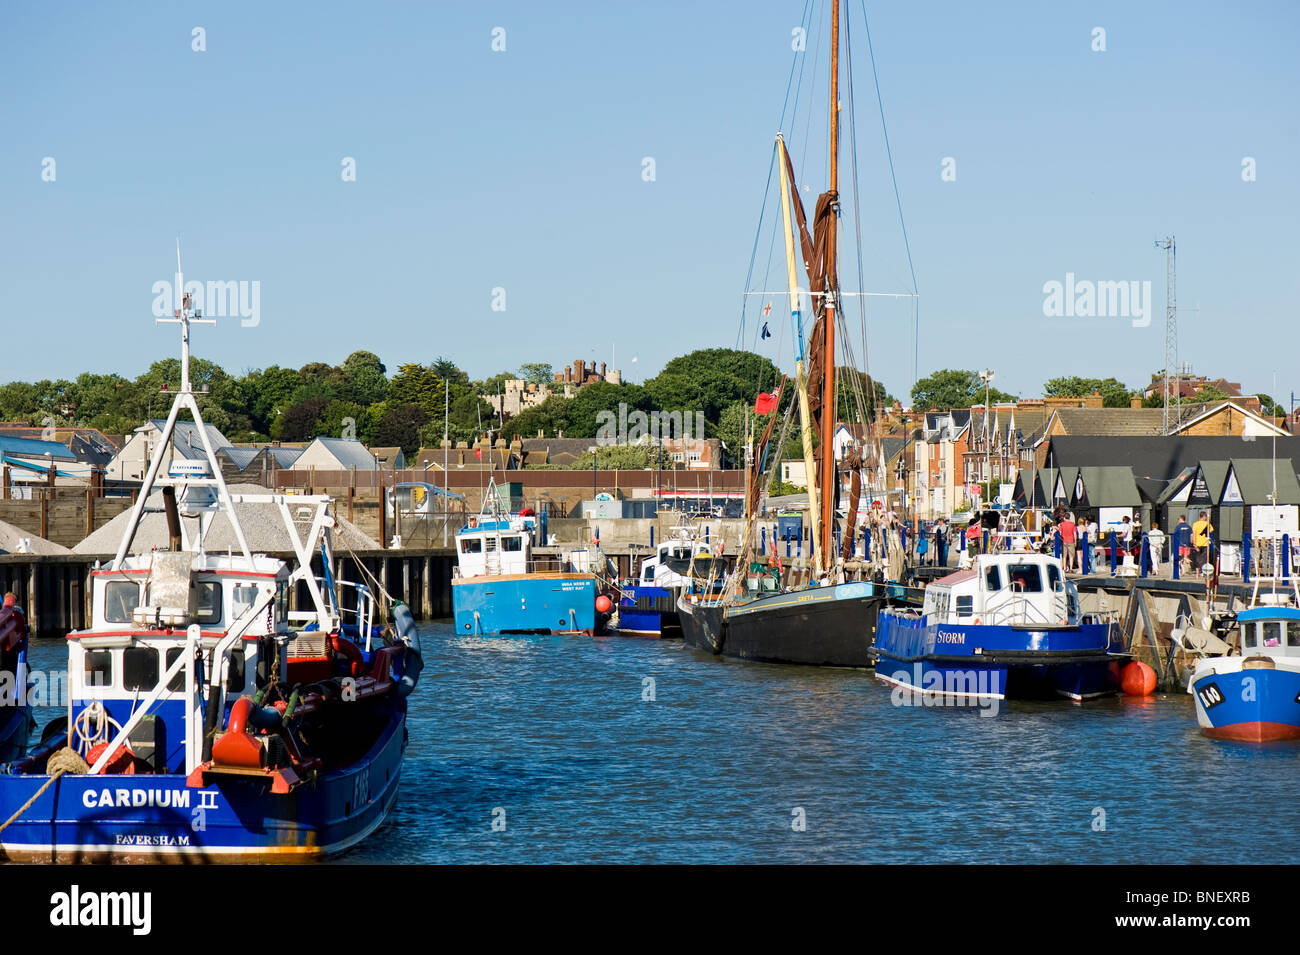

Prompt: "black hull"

[722,584,884,667]
[677,597,725,655]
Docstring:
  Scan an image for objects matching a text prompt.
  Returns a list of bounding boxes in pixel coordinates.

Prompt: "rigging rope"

[859,0,920,389]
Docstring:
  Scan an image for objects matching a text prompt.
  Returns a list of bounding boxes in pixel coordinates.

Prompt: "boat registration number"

[1197,682,1225,710]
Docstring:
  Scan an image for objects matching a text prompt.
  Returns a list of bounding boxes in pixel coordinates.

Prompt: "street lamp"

[978,369,995,503]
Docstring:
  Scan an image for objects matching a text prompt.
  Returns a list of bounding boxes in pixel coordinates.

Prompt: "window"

[275,581,290,625]
[1045,565,1062,591]
[1262,621,1282,648]
[1006,565,1043,592]
[165,647,186,692]
[226,649,246,693]
[123,647,160,691]
[85,650,113,688]
[460,537,482,554]
[105,580,139,623]
[233,583,259,620]
[485,537,497,552]
[1242,624,1256,649]
[955,595,973,616]
[1287,624,1300,649]
[502,535,523,552]
[643,564,654,582]
[984,566,1002,591]
[196,581,222,624]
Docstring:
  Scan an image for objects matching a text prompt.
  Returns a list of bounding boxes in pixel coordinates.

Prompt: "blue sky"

[2,0,1297,407]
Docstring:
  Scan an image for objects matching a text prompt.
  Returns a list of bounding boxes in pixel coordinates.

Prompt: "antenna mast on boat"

[110,242,253,567]
[819,0,841,573]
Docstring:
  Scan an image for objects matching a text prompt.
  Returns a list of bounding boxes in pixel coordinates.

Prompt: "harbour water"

[26,627,1300,864]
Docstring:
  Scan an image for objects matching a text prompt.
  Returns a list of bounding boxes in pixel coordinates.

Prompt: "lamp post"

[979,369,995,504]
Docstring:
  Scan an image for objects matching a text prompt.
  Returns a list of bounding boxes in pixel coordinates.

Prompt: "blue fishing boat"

[0,260,422,862]
[872,553,1125,701]
[617,528,714,637]
[451,485,608,635]
[1189,579,1300,742]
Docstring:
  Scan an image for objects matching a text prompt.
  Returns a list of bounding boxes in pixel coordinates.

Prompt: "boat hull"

[0,702,407,863]
[452,572,597,635]
[872,611,1123,701]
[721,582,884,667]
[1190,662,1300,742]
[618,585,680,638]
[678,597,726,654]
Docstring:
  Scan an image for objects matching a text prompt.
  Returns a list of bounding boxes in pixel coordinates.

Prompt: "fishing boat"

[0,257,422,862]
[616,528,715,637]
[1189,574,1300,741]
[872,553,1125,701]
[451,483,610,635]
[678,0,913,667]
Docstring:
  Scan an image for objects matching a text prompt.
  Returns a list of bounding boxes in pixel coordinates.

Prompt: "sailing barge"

[679,0,909,667]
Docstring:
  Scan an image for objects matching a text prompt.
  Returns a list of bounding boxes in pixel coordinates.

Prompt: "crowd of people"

[908,506,1220,577]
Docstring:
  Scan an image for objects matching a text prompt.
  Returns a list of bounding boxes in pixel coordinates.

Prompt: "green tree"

[430,357,469,386]
[1256,393,1284,418]
[375,402,429,457]
[518,362,554,385]
[1043,376,1133,408]
[911,369,1016,411]
[340,350,388,406]
[274,396,328,441]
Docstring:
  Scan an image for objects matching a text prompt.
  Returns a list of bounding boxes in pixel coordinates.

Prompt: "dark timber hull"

[677,596,725,654]
[721,581,884,667]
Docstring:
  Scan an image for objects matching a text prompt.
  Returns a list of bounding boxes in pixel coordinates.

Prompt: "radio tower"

[1156,236,1177,433]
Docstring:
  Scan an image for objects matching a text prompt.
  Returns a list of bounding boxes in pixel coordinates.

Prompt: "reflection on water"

[25,625,1300,863]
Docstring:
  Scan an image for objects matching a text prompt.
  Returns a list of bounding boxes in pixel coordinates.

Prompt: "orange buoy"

[595,595,612,614]
[1121,661,1157,697]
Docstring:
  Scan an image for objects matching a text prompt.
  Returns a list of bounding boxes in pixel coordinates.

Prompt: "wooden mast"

[819,0,840,573]
[776,134,822,573]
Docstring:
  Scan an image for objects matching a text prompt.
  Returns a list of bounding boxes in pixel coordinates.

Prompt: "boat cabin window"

[1006,565,1043,592]
[984,566,1002,591]
[232,583,259,621]
[1288,624,1300,649]
[485,537,497,552]
[502,535,523,552]
[1262,621,1283,648]
[955,595,973,617]
[196,581,222,624]
[275,582,290,626]
[1045,564,1062,591]
[105,580,140,623]
[461,537,482,554]
[1242,624,1256,649]
[165,647,186,692]
[123,647,160,691]
[226,649,246,692]
[85,650,113,688]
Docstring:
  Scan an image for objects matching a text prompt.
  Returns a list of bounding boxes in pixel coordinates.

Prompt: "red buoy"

[595,595,612,614]
[1121,661,1157,697]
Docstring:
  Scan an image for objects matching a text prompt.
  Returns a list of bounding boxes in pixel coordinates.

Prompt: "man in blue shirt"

[1173,514,1192,573]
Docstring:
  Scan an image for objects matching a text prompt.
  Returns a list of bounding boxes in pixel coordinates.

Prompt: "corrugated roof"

[296,437,378,471]
[219,447,259,469]
[75,483,378,554]
[0,436,77,461]
[148,419,232,459]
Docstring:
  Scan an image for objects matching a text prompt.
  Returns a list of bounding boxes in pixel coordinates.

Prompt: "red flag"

[754,388,780,415]
[475,446,482,460]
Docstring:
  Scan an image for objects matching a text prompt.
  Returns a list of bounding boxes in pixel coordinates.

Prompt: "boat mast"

[776,133,822,573]
[819,0,840,573]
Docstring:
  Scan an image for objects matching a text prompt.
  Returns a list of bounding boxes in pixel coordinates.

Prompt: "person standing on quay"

[1173,514,1192,574]
[1192,511,1214,569]
[1059,512,1078,572]
[934,518,949,568]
